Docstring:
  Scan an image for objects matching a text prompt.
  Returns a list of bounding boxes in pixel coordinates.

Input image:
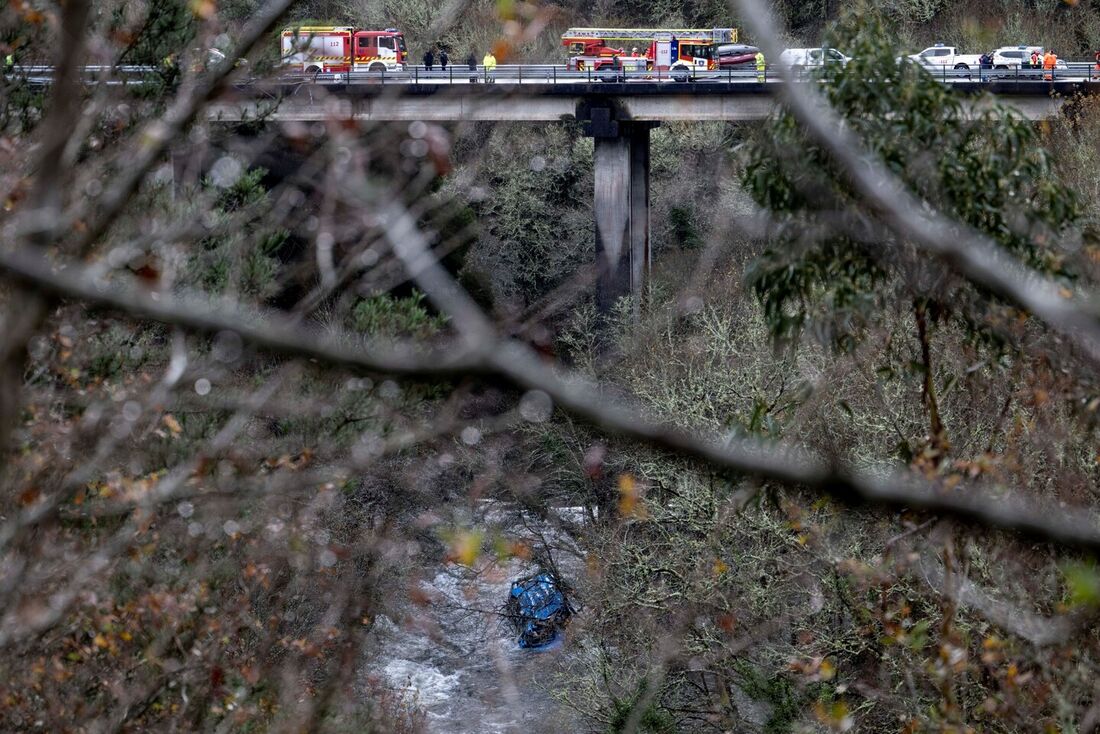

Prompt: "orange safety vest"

[1042,52,1055,80]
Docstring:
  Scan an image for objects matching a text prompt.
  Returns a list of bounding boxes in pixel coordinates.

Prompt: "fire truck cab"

[281,26,407,75]
[562,28,737,79]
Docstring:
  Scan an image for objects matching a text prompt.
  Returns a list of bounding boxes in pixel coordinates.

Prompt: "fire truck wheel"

[305,65,321,79]
[369,62,386,72]
[671,64,691,82]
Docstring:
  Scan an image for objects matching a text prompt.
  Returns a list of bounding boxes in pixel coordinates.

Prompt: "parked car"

[988,46,1067,76]
[991,45,1044,69]
[716,43,760,69]
[779,47,850,72]
[906,43,983,70]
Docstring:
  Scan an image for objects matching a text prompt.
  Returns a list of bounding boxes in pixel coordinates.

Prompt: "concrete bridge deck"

[203,74,1099,318]
[211,77,1097,123]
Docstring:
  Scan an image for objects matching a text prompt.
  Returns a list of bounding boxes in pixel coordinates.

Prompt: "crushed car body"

[505,572,575,649]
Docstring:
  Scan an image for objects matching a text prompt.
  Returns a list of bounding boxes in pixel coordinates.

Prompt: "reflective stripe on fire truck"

[302,56,392,62]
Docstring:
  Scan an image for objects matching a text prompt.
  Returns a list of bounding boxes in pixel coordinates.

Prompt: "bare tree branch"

[61,0,297,257]
[5,221,1100,555]
[382,199,1100,555]
[0,245,483,378]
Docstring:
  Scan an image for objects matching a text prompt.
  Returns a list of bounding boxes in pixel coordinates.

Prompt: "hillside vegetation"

[3,1,1100,732]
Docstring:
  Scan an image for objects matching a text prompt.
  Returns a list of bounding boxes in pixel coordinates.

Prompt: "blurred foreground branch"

[5,227,1100,554]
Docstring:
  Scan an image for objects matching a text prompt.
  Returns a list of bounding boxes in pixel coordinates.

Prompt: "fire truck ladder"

[283,26,354,34]
[562,28,737,43]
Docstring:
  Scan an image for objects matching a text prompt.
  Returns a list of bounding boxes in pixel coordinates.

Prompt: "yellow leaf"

[448,530,483,567]
[190,0,215,19]
[618,474,646,518]
[162,414,182,435]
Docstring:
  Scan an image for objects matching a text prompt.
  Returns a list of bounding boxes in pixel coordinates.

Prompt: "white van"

[779,47,850,72]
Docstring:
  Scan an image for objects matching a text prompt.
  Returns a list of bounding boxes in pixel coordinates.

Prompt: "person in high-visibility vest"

[1043,49,1056,81]
[482,51,497,82]
[754,51,765,82]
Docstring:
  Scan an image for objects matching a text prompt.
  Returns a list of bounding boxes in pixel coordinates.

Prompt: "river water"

[365,505,588,733]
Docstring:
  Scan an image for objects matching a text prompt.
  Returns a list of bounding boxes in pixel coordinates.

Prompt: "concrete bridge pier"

[586,107,655,318]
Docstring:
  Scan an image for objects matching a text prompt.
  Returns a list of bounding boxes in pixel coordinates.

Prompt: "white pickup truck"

[907,44,983,70]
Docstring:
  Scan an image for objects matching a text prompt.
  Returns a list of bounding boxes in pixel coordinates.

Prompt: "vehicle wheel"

[994,64,1008,69]
[954,63,969,69]
[671,64,691,82]
[369,62,386,72]
[305,65,321,78]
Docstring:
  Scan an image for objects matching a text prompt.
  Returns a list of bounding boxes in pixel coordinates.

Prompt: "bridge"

[198,68,1099,314]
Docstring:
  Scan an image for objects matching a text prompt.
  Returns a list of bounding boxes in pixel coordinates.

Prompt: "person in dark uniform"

[467,52,478,83]
[439,48,449,71]
[423,47,435,70]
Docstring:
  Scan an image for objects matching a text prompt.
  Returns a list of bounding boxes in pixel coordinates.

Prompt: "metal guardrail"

[280,62,1100,86]
[5,62,1100,87]
[924,62,1100,83]
[3,64,162,87]
[10,64,159,74]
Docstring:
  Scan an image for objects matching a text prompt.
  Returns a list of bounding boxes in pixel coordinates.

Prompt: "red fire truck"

[280,26,407,74]
[561,27,737,75]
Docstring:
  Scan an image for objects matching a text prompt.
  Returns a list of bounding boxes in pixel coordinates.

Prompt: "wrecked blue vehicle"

[505,572,575,649]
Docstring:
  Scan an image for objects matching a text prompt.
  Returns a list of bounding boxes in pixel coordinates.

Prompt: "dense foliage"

[4,1,1100,732]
